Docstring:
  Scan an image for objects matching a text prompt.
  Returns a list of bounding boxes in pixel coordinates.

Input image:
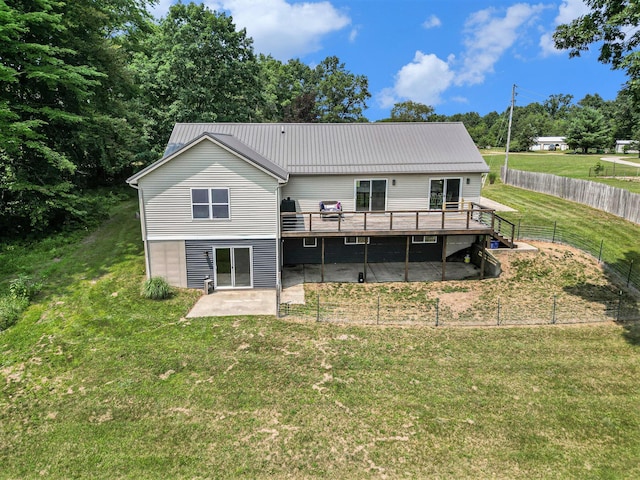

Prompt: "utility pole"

[504,84,516,171]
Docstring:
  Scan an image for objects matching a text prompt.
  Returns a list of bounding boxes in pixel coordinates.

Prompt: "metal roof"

[162,122,489,176]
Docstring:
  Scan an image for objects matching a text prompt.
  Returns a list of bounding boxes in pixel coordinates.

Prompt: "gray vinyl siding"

[138,140,279,239]
[185,239,277,289]
[281,173,484,212]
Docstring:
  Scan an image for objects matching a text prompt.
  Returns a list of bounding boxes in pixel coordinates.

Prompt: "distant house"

[127,123,509,291]
[530,136,569,151]
[615,140,639,154]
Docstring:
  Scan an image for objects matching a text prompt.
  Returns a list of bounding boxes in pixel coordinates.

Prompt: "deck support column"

[441,235,448,281]
[480,235,486,280]
[363,239,368,282]
[321,237,325,283]
[404,236,410,282]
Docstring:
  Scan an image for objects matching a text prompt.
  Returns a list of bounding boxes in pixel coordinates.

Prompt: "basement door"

[213,247,252,289]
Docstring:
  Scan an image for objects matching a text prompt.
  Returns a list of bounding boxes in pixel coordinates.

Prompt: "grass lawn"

[483,152,640,194]
[1,199,640,478]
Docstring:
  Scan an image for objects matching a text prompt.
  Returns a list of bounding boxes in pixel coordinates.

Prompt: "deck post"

[363,239,368,282]
[404,236,410,282]
[441,235,447,281]
[480,235,486,280]
[321,237,325,283]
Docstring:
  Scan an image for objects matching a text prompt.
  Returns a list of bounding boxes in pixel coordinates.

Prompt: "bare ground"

[296,242,639,326]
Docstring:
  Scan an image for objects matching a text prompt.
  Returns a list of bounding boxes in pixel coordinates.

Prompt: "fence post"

[316,292,320,322]
[627,260,634,287]
[617,291,623,322]
[551,295,557,324]
[551,221,557,243]
[598,239,604,263]
[435,298,440,327]
[497,297,501,326]
[377,293,380,325]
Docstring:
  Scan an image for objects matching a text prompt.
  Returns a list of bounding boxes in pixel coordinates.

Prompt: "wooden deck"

[281,206,498,238]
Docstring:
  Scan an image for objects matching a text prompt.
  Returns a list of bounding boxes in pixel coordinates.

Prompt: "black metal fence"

[515,221,640,293]
[279,292,639,327]
[278,221,640,326]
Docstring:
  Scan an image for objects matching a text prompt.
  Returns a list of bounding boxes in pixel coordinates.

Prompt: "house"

[127,123,510,291]
[530,136,569,151]
[615,140,639,154]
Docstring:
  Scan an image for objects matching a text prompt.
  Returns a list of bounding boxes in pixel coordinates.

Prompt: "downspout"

[275,183,282,291]
[130,183,151,279]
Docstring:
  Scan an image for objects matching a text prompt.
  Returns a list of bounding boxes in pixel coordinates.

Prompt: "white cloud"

[422,15,441,29]
[555,0,590,25]
[378,4,549,109]
[208,0,351,59]
[456,3,547,86]
[540,0,590,56]
[349,27,359,43]
[377,51,455,108]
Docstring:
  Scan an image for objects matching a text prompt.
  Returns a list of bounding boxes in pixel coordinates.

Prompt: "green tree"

[258,56,318,122]
[384,101,435,122]
[543,93,574,119]
[0,0,151,236]
[565,107,611,152]
[553,1,640,103]
[133,3,262,155]
[314,56,371,122]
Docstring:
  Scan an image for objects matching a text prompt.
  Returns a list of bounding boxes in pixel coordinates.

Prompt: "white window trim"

[344,236,370,245]
[303,238,317,248]
[354,178,388,212]
[412,235,438,244]
[191,187,231,221]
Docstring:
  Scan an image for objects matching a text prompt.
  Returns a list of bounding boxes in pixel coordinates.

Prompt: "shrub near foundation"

[140,276,172,300]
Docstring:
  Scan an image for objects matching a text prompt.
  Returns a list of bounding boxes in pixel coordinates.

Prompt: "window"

[355,179,387,211]
[303,238,317,248]
[345,236,370,245]
[412,235,437,244]
[191,188,230,220]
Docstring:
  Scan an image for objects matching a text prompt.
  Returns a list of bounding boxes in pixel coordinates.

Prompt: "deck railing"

[280,202,499,236]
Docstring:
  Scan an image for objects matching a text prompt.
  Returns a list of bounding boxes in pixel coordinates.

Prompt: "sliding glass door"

[356,179,387,211]
[429,178,461,209]
[213,247,252,288]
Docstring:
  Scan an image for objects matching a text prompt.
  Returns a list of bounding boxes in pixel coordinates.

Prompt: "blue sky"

[151,0,628,121]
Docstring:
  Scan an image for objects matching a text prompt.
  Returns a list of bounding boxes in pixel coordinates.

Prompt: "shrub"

[9,274,42,300]
[0,296,29,331]
[593,162,604,176]
[141,277,172,300]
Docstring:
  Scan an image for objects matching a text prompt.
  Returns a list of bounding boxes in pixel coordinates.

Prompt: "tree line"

[1,0,637,238]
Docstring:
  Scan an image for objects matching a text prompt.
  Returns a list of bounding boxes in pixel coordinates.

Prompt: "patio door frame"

[212,246,253,289]
[428,177,463,210]
[354,179,388,212]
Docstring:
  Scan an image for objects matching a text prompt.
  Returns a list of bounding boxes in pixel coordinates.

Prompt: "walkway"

[186,289,276,318]
[600,156,640,168]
